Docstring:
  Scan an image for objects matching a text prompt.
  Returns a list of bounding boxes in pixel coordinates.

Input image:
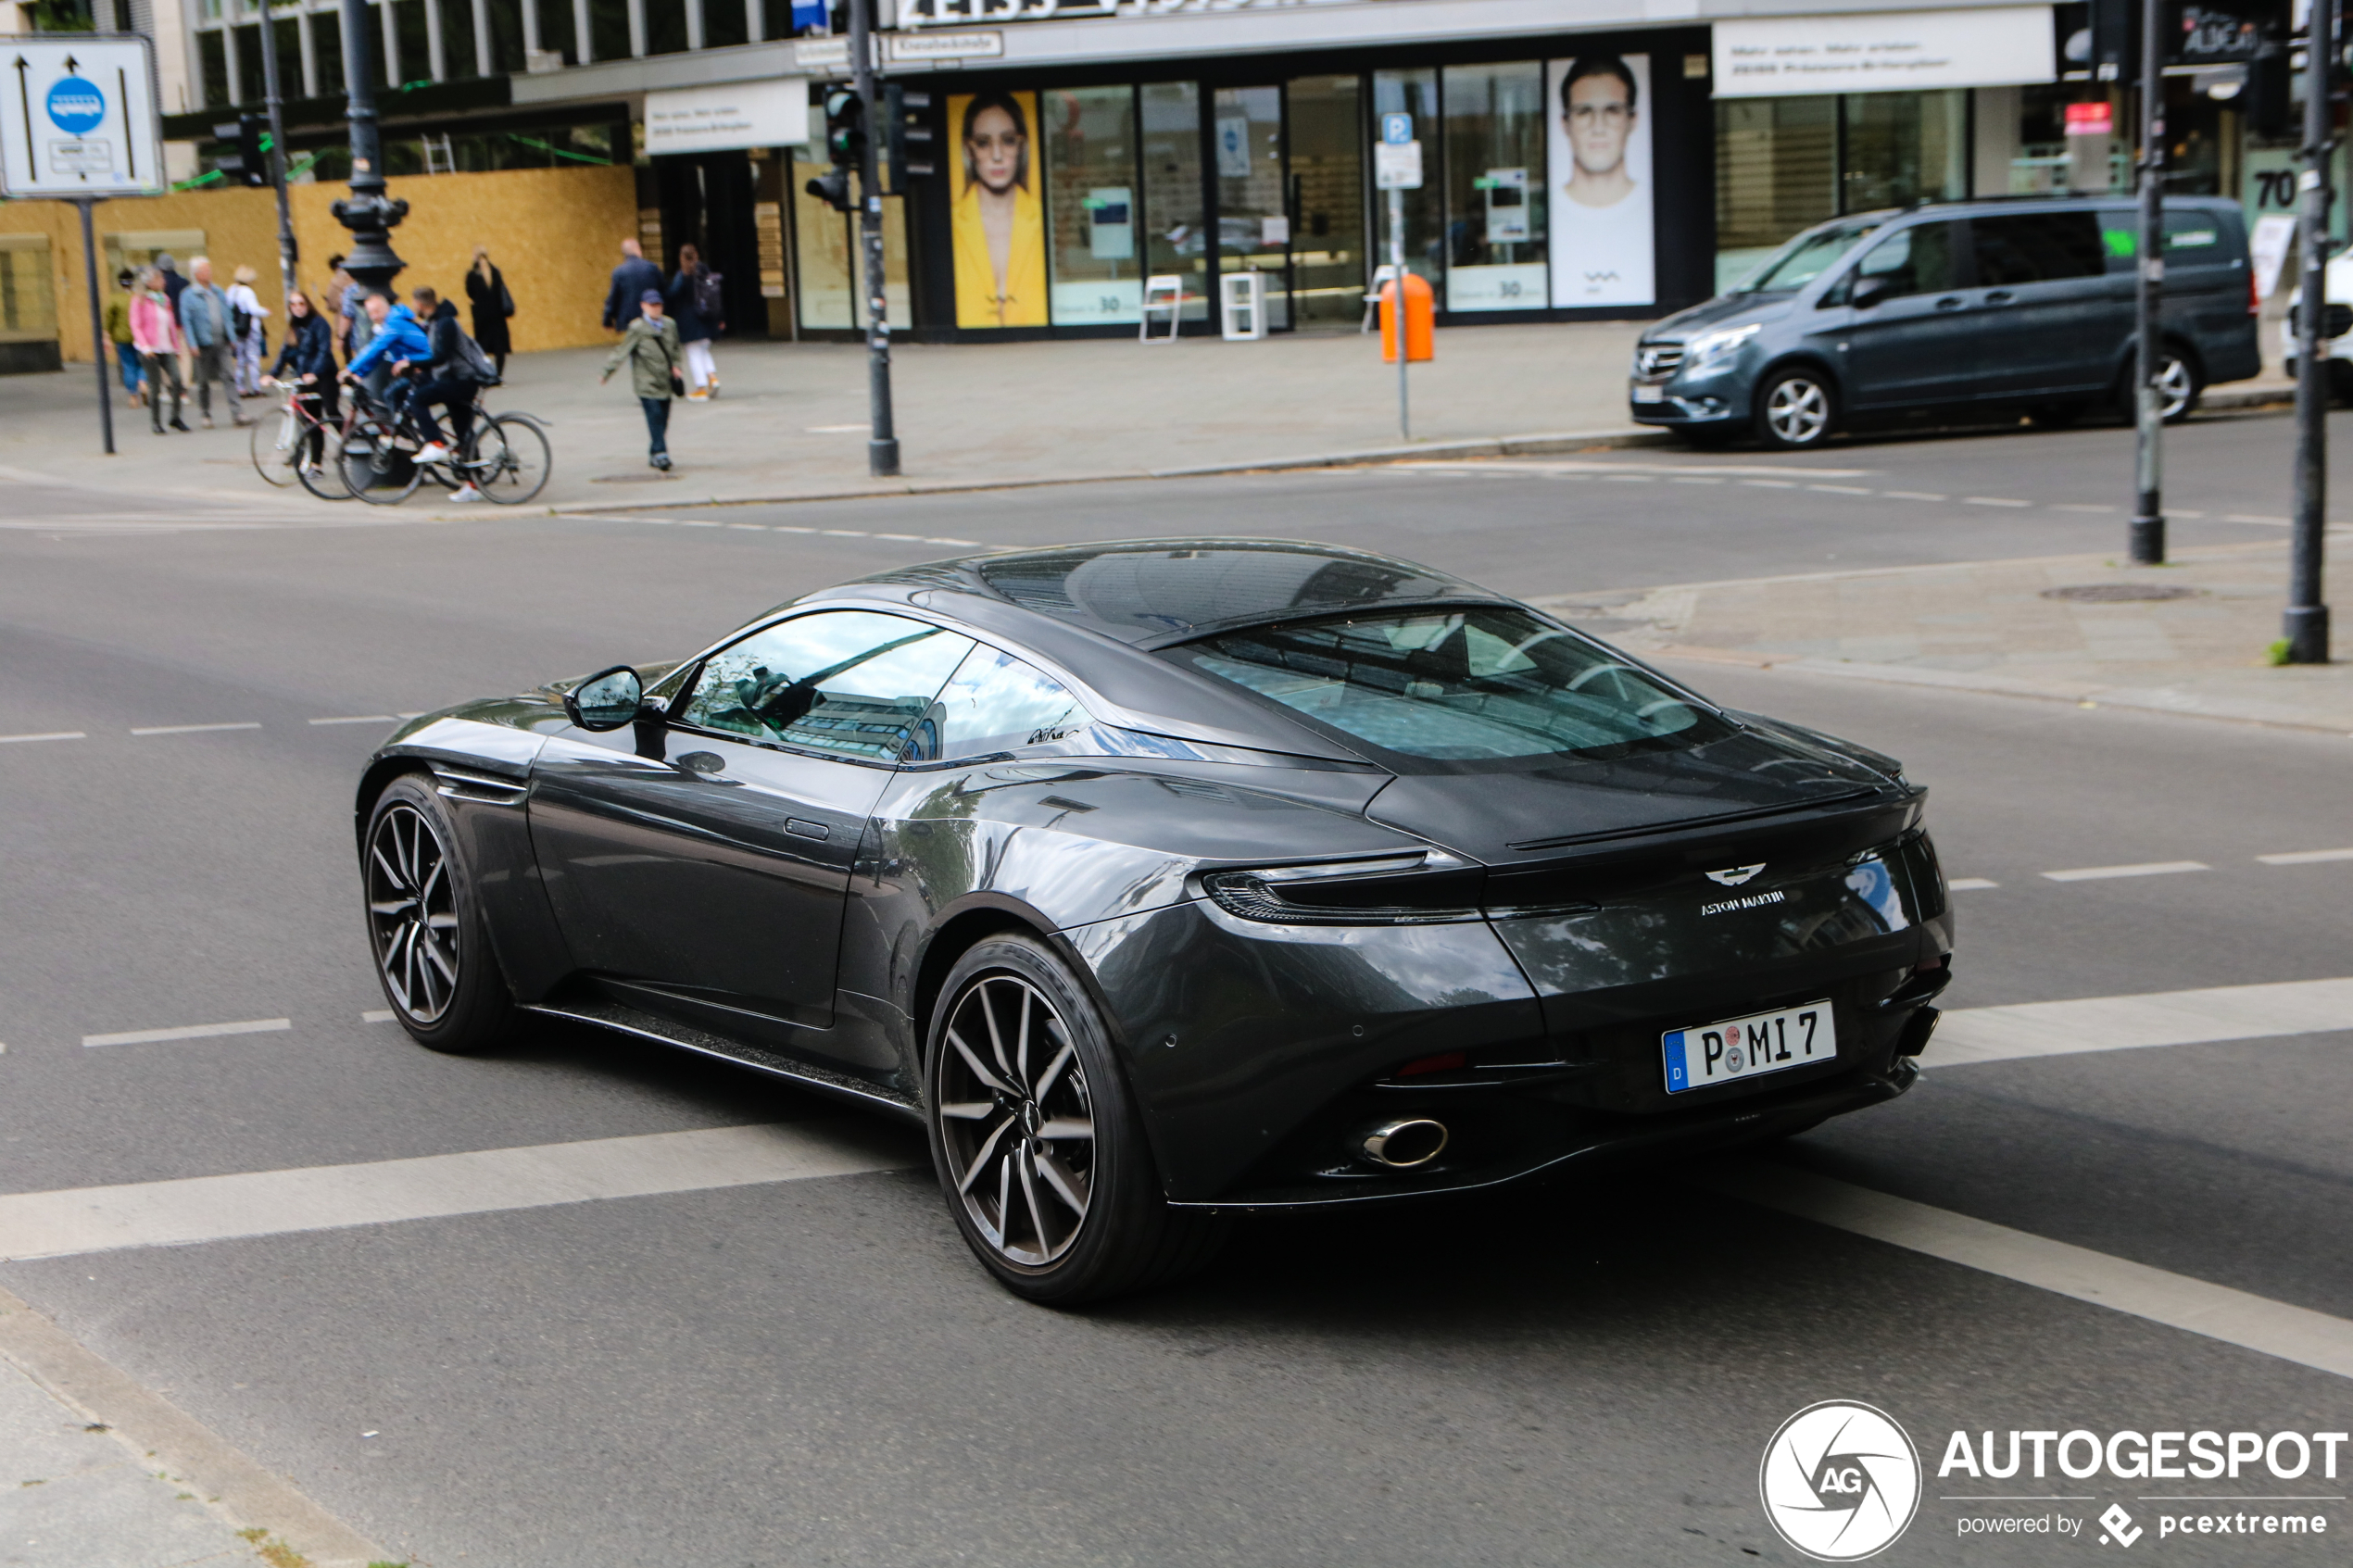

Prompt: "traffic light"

[212,113,269,187]
[2088,0,2138,82]
[2245,32,2292,135]
[803,86,862,212]
[883,85,935,189]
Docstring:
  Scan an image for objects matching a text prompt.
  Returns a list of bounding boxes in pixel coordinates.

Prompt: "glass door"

[1213,84,1290,331]
[1286,74,1365,330]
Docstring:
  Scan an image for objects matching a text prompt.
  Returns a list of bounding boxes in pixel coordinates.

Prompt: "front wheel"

[1754,369,1835,449]
[346,413,422,506]
[296,423,351,501]
[362,773,516,1053]
[2120,349,2201,424]
[474,414,551,505]
[926,935,1223,1305]
[249,402,298,486]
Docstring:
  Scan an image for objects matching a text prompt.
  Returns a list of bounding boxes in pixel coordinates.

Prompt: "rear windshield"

[1734,220,1883,294]
[1171,606,1732,770]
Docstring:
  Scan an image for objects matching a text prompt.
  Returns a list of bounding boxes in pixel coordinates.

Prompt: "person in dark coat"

[667,242,724,400]
[268,288,340,470]
[464,245,514,376]
[601,238,664,332]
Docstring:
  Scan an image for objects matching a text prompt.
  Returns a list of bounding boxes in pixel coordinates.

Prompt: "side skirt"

[521,995,925,1124]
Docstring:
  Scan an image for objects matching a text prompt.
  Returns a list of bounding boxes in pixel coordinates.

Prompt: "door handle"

[786,818,830,841]
[1934,296,1965,310]
[1983,290,2016,305]
[675,750,725,775]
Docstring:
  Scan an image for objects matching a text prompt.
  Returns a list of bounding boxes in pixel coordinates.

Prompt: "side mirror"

[564,665,645,732]
[1848,275,1894,309]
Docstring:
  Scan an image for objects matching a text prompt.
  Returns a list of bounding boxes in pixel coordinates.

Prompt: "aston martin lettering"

[1701,889,1786,916]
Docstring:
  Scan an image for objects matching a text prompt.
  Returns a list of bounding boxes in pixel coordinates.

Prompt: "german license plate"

[1662,1001,1835,1094]
[1631,382,1666,404]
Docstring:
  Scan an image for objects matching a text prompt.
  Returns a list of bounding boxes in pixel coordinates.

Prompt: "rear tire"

[346,412,422,506]
[362,773,517,1054]
[296,424,351,501]
[925,935,1223,1305]
[1753,369,1835,450]
[477,414,552,505]
[2119,347,2201,424]
[249,404,298,486]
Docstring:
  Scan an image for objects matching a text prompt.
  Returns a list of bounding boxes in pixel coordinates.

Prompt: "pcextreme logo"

[1759,1401,1923,1561]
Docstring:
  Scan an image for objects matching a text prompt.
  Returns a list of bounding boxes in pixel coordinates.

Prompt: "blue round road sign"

[46,78,107,135]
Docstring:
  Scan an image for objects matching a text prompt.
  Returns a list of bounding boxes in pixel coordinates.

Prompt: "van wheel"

[2120,350,2201,423]
[1754,370,1834,449]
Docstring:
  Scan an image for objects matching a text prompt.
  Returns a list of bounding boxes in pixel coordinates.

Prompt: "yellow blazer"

[952,180,1048,329]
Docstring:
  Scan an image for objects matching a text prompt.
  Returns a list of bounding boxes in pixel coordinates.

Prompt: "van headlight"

[1687,321,1762,370]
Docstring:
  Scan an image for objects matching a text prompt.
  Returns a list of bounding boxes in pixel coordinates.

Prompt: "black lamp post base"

[2281,604,2332,665]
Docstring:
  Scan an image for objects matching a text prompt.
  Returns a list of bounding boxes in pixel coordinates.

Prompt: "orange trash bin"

[1379,272,1434,363]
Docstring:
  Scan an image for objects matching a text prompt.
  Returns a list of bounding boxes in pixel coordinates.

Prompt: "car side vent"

[430,764,529,807]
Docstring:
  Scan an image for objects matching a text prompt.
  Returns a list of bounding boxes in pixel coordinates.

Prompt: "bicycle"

[339,379,552,508]
[248,378,352,502]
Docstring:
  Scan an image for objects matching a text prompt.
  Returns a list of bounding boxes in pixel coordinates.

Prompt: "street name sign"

[0,34,164,197]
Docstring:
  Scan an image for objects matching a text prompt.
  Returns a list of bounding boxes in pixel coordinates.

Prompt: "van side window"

[1973,212,2107,285]
[1843,221,1963,300]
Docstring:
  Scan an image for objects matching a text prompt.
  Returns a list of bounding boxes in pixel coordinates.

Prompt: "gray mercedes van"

[1630,195,2260,450]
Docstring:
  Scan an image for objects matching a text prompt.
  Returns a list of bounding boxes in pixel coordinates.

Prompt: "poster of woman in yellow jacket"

[951,91,1048,329]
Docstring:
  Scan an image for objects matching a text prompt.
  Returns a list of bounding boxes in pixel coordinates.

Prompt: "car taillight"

[1200,849,1486,925]
[2250,270,2261,319]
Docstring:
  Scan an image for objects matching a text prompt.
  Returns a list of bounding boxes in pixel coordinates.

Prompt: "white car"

[2279,246,2353,395]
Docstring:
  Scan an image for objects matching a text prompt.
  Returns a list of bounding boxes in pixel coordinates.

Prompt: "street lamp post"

[849,0,899,478]
[330,0,407,307]
[2286,0,2335,663]
[249,0,298,314]
[2129,0,2166,566]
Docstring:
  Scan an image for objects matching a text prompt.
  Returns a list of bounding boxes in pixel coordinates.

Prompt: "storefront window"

[1214,84,1290,330]
[1044,85,1141,326]
[0,237,57,345]
[1443,62,1548,311]
[1289,73,1365,329]
[1141,82,1207,321]
[1371,68,1441,288]
[1841,91,1967,213]
[791,147,854,330]
[1716,97,1834,292]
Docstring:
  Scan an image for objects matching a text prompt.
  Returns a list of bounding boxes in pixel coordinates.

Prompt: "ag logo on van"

[1758,1400,1921,1561]
[1705,863,1766,886]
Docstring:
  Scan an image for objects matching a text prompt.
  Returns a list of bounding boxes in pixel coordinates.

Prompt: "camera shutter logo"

[1758,1400,1921,1561]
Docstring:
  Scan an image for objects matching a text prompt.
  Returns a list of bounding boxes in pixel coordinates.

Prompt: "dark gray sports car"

[357,540,1952,1302]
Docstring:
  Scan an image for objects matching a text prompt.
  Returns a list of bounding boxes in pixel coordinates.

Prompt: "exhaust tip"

[1361,1117,1449,1169]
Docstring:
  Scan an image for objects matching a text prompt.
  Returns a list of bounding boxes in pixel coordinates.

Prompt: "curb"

[547,425,1680,515]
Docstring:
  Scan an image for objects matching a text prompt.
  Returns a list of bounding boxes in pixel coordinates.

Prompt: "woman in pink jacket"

[130,268,188,434]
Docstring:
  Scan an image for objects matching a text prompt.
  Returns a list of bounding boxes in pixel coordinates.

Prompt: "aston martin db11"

[357,540,1953,1302]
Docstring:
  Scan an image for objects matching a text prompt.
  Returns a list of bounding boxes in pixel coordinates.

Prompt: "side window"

[1973,212,2106,286]
[679,610,974,761]
[908,645,1093,763]
[1848,221,1962,299]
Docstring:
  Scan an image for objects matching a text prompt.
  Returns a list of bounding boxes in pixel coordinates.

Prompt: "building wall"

[0,161,635,363]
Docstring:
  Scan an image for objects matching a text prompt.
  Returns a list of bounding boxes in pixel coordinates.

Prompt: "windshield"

[1734,220,1883,294]
[1172,606,1731,771]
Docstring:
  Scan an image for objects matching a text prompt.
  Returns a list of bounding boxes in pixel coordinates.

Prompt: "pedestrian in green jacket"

[601,289,682,471]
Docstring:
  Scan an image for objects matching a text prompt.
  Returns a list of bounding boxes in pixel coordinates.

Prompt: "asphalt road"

[2,413,2348,1566]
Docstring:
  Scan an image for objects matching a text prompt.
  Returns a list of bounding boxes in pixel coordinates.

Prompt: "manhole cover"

[2039,583,2205,603]
[589,471,677,483]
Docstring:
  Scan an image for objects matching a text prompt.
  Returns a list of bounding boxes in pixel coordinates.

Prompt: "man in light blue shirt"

[176,256,244,428]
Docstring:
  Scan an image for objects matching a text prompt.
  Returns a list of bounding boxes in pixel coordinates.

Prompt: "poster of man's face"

[1546,55,1656,308]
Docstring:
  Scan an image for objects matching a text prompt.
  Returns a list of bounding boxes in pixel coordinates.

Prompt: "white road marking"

[129,722,261,737]
[360,1010,394,1023]
[679,521,719,528]
[1807,483,1873,495]
[1883,490,1946,501]
[1710,1162,2353,1383]
[1947,878,2000,890]
[873,533,922,541]
[1929,976,2353,1068]
[805,423,868,433]
[1964,496,2033,508]
[308,716,396,726]
[83,1019,293,1047]
[2052,503,2116,513]
[773,524,816,533]
[2042,859,2209,882]
[0,732,86,744]
[1742,479,1798,489]
[1602,473,1655,483]
[395,712,425,720]
[726,523,766,531]
[821,529,869,537]
[2259,847,2353,865]
[926,537,982,546]
[2227,513,2292,525]
[0,1122,917,1262]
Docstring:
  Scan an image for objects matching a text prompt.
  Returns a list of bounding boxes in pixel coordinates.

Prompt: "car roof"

[843,538,1505,647]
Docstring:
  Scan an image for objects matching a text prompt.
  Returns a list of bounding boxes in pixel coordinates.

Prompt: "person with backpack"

[668,243,724,400]
[464,246,515,378]
[104,268,144,408]
[225,264,271,395]
[396,286,491,499]
[601,289,682,471]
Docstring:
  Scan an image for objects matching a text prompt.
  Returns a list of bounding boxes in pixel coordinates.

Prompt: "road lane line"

[1742,479,1797,489]
[1928,976,2353,1068]
[1947,878,1999,890]
[308,715,396,725]
[1807,483,1873,495]
[2259,847,2353,865]
[361,1010,394,1023]
[1883,490,1946,500]
[1964,496,2033,508]
[2042,859,2208,882]
[0,1123,918,1262]
[0,732,86,744]
[82,1019,292,1047]
[128,722,262,736]
[1710,1163,2353,1383]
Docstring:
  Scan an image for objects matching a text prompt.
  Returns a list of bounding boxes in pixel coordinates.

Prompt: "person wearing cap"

[600,288,683,472]
[104,268,144,408]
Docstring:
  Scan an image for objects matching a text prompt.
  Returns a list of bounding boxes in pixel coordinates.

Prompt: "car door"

[1968,209,2119,399]
[1835,220,1980,409]
[529,609,974,1044]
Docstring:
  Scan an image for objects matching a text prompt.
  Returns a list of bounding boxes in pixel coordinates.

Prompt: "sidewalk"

[1538,539,2353,734]
[0,322,1655,515]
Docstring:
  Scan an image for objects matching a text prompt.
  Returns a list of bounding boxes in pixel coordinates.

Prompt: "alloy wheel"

[936,973,1097,1266]
[2156,356,2196,420]
[367,802,460,1022]
[1765,376,1830,446]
